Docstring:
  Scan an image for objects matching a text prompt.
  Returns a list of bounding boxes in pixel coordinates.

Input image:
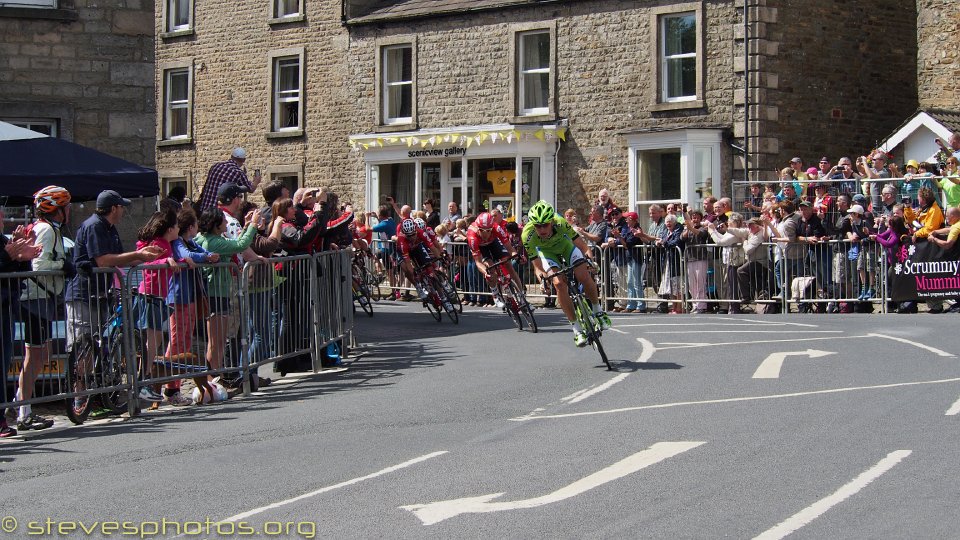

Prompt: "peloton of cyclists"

[522,200,612,347]
[467,212,522,309]
[396,218,444,301]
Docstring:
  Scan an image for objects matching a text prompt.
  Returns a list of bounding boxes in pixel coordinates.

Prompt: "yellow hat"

[906,159,920,169]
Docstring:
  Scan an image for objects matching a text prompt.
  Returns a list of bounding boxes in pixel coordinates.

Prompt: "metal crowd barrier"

[1,251,356,415]
[362,232,898,316]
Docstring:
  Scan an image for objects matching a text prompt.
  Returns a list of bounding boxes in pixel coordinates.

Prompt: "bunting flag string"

[350,126,568,151]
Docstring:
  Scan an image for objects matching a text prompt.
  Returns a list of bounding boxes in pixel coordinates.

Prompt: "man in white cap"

[198,147,261,212]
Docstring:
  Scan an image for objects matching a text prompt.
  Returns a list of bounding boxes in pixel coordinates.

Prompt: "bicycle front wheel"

[355,280,374,317]
[432,276,459,324]
[509,282,537,332]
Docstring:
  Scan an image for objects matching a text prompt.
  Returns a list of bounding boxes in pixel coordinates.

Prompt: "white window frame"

[3,118,57,137]
[660,12,697,103]
[381,44,414,126]
[273,0,302,19]
[5,0,56,7]
[268,48,305,134]
[164,0,193,33]
[163,67,191,140]
[625,129,723,212]
[158,171,194,201]
[517,30,551,116]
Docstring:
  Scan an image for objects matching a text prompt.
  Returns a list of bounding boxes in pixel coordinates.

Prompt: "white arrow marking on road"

[868,333,956,358]
[400,441,705,526]
[752,350,836,379]
[945,395,960,416]
[636,338,655,363]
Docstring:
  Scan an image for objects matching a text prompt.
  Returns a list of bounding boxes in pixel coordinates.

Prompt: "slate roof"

[346,0,564,24]
[927,109,960,133]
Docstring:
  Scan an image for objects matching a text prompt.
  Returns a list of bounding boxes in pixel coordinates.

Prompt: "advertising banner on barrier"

[889,240,960,301]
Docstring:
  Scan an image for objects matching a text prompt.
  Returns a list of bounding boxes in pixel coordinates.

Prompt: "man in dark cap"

[64,190,165,404]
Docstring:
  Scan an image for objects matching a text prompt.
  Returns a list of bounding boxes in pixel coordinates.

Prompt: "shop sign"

[407,147,467,158]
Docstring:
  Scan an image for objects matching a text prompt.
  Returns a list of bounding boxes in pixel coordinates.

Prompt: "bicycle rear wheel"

[99,331,133,414]
[64,338,95,425]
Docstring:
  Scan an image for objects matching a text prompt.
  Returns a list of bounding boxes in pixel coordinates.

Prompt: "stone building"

[155,0,935,217]
[0,0,156,168]
[917,0,959,111]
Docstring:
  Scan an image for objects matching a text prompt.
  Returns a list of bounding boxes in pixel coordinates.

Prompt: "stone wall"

[748,0,918,178]
[0,0,156,168]
[348,1,739,213]
[917,0,960,111]
[155,1,365,208]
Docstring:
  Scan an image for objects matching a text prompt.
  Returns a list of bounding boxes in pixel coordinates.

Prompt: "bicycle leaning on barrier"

[64,287,136,424]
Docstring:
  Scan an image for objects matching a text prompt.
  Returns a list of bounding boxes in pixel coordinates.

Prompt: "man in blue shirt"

[65,190,164,402]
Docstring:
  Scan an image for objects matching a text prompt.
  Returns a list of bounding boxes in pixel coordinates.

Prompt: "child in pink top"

[133,210,180,404]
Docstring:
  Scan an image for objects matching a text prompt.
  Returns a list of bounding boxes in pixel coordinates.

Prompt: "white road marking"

[753,450,912,540]
[560,388,590,403]
[636,338,655,363]
[752,350,837,379]
[401,441,705,526]
[643,330,842,334]
[510,377,960,421]
[608,328,628,335]
[868,333,956,357]
[945,395,960,416]
[615,323,806,328]
[724,317,819,327]
[567,373,631,404]
[656,335,868,349]
[218,451,447,523]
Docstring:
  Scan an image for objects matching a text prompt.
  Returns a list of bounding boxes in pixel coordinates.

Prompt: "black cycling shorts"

[479,239,509,262]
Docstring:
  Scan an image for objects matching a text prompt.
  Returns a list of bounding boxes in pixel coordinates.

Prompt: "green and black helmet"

[527,200,556,225]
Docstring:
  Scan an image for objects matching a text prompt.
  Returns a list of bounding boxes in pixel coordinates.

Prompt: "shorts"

[378,249,397,269]
[536,242,585,272]
[133,294,171,331]
[19,300,55,346]
[478,239,509,262]
[409,244,432,269]
[856,247,877,271]
[208,296,234,316]
[65,300,109,351]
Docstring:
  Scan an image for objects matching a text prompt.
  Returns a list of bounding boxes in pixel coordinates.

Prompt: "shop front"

[349,124,566,220]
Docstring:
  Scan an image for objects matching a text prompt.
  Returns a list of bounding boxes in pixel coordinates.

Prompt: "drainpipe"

[743,0,750,184]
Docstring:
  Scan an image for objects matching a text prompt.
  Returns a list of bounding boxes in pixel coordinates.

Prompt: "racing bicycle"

[486,256,537,332]
[413,256,459,324]
[351,250,375,317]
[546,260,611,369]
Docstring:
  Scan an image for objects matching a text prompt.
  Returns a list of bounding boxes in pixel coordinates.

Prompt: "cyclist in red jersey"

[397,218,443,299]
[467,212,521,306]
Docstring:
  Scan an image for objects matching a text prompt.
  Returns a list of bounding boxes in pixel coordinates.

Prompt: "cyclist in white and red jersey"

[467,212,521,306]
[397,218,443,299]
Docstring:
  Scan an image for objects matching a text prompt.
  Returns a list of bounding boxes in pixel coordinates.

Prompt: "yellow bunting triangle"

[465,137,474,148]
[534,130,545,141]
[557,128,567,141]
[406,137,413,147]
[479,132,488,143]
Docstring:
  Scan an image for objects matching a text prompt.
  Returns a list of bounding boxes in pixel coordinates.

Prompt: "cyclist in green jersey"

[522,200,612,346]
